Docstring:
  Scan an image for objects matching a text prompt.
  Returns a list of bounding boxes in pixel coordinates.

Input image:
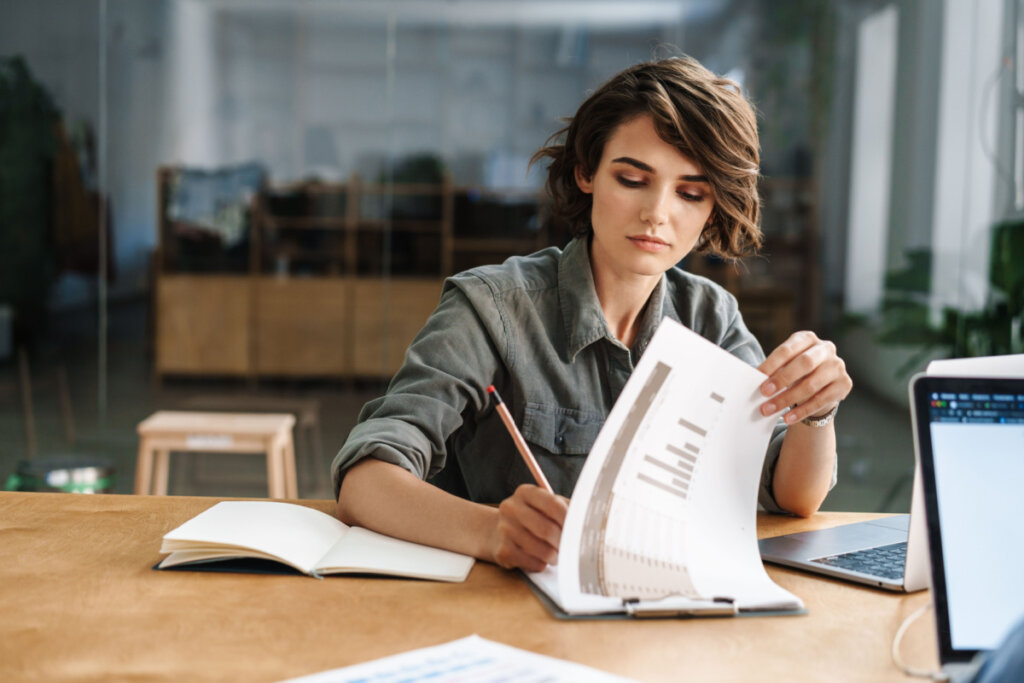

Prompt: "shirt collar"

[558,236,669,362]
[630,273,669,361]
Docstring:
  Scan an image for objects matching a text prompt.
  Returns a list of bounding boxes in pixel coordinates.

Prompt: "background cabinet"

[155,275,251,375]
[153,167,560,380]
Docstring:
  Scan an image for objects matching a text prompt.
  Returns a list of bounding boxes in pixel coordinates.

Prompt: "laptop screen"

[912,375,1024,663]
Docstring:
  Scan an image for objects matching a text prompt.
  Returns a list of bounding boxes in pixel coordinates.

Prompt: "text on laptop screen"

[927,388,1024,651]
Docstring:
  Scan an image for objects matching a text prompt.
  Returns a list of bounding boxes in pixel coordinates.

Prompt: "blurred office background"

[0,0,1019,507]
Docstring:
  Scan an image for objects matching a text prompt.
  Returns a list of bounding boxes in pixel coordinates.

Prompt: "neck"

[589,245,660,349]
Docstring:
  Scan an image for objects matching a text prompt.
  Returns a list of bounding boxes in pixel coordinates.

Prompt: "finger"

[502,492,563,551]
[783,372,852,424]
[496,507,558,566]
[759,346,831,414]
[782,390,839,425]
[767,339,834,398]
[761,357,836,415]
[758,332,820,393]
[493,537,548,573]
[515,484,569,527]
[768,367,851,423]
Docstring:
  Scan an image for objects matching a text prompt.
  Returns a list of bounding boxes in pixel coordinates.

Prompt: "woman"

[333,55,852,573]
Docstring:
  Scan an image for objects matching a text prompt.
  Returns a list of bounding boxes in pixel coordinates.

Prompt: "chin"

[626,254,677,277]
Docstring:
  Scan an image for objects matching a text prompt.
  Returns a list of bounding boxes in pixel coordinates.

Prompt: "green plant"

[0,56,60,341]
[873,220,1024,377]
[990,219,1024,324]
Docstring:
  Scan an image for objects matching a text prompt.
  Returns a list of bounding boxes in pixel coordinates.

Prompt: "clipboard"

[522,571,806,620]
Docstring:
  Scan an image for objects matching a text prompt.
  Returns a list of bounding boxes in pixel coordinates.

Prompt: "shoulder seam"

[461,272,515,371]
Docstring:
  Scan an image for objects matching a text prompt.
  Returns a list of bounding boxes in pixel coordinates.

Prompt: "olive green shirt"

[332,236,793,513]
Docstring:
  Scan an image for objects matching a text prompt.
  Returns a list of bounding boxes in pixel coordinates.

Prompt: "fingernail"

[785,412,798,424]
[762,382,776,395]
[761,403,775,416]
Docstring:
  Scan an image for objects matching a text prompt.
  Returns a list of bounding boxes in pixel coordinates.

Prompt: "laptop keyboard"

[810,542,907,581]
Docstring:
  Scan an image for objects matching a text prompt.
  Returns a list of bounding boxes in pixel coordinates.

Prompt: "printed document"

[531,318,803,615]
[277,635,634,682]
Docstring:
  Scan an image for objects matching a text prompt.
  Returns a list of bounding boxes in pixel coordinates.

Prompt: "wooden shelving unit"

[153,167,556,380]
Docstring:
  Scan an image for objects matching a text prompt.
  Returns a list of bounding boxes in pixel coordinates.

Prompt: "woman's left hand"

[757,331,853,425]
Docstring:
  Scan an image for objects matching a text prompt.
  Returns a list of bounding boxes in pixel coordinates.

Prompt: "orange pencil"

[487,385,554,493]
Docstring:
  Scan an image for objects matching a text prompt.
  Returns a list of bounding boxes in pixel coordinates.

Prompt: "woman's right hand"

[488,484,569,572]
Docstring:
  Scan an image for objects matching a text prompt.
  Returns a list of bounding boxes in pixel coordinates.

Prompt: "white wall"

[929,0,1004,316]
[204,11,679,186]
[843,5,899,314]
[166,0,218,167]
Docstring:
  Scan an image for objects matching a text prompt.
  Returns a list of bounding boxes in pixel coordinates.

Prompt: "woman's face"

[576,114,714,283]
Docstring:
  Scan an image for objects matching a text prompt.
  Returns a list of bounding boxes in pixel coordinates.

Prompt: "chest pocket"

[520,402,604,456]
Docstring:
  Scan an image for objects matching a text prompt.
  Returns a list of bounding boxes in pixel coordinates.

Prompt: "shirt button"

[555,434,565,447]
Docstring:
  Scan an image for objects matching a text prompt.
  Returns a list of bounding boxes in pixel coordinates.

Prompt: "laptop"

[912,375,1024,678]
[757,407,936,590]
[759,365,1021,592]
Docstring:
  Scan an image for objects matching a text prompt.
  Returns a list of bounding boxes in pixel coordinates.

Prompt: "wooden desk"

[0,492,939,682]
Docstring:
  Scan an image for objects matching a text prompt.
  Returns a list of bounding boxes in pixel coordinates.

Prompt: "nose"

[640,186,670,227]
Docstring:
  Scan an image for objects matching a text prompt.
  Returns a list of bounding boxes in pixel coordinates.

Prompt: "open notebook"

[157,501,474,582]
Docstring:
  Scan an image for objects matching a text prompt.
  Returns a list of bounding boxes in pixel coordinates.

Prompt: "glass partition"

[0,0,1018,512]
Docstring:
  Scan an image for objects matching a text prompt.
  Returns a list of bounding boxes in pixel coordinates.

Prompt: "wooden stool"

[177,394,325,497]
[135,411,297,498]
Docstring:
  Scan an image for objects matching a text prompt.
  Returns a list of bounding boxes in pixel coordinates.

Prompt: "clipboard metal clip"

[622,595,737,618]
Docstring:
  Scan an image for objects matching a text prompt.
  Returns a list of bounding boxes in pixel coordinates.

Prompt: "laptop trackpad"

[759,515,910,561]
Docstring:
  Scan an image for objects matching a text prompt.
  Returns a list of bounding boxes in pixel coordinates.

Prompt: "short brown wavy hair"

[532,55,762,259]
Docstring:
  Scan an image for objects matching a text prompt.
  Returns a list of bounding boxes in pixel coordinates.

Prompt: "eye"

[615,175,644,188]
[678,191,705,202]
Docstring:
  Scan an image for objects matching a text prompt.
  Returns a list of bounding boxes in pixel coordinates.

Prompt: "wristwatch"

[801,402,839,427]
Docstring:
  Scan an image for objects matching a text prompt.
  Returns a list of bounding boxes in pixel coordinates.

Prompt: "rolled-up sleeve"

[757,423,789,514]
[331,278,504,499]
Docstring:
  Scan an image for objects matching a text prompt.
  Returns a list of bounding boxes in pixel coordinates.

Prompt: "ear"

[574,165,594,194]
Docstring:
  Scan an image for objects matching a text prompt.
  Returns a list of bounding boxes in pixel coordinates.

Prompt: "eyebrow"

[610,156,709,183]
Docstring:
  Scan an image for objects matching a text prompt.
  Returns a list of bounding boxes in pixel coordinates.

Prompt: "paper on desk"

[277,635,635,682]
[556,318,802,613]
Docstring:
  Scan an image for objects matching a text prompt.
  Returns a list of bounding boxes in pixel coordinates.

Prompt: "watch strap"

[801,402,839,427]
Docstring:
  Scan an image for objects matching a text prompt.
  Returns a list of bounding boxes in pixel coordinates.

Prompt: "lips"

[627,235,670,252]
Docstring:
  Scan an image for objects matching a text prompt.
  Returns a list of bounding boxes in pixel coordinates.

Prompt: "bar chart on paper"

[576,358,731,600]
[639,389,724,501]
